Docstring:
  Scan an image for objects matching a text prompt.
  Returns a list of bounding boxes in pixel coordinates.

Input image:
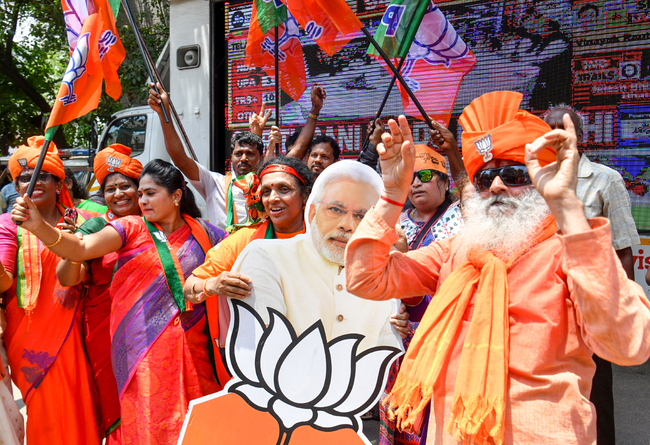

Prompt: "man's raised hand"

[377,115,415,201]
[525,113,590,234]
[249,103,272,137]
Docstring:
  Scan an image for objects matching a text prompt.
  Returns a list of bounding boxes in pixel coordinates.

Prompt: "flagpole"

[361,27,435,130]
[16,126,59,226]
[120,0,170,124]
[361,55,407,150]
[139,38,199,162]
[274,24,281,156]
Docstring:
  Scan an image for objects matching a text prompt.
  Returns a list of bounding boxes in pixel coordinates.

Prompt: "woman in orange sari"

[12,159,226,445]
[56,144,143,444]
[0,136,101,445]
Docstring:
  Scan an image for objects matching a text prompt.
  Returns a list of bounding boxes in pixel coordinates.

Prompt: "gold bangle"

[308,112,319,120]
[202,278,214,297]
[43,228,63,248]
[68,259,81,265]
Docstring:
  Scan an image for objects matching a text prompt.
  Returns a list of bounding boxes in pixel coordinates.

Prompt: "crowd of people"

[0,86,648,445]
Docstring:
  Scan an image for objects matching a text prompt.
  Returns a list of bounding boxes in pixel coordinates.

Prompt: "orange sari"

[0,212,101,445]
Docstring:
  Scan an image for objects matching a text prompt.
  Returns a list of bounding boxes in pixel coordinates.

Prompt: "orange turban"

[8,136,73,208]
[413,145,447,175]
[459,91,556,184]
[94,144,143,186]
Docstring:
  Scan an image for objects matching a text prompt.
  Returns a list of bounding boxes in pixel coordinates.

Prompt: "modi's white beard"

[455,188,551,259]
[310,223,351,266]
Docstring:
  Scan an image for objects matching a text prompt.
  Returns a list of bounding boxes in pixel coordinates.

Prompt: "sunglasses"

[412,169,438,184]
[17,172,55,185]
[473,165,531,192]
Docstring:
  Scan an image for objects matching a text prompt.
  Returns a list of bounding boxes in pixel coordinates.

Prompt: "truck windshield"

[102,114,147,157]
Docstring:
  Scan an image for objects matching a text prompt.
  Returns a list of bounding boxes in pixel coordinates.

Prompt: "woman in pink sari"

[12,159,226,445]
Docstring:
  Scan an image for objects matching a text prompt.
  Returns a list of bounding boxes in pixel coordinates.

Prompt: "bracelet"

[190,281,200,300]
[202,278,214,297]
[381,195,405,207]
[308,112,319,120]
[69,260,81,265]
[43,228,63,248]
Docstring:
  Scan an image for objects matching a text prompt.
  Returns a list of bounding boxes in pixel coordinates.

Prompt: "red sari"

[107,215,225,445]
[0,211,101,445]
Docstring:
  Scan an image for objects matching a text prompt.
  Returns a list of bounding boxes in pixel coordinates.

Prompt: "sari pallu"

[0,211,101,445]
[108,215,225,445]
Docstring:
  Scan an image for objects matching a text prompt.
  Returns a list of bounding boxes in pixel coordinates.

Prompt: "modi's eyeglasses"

[412,169,437,184]
[17,172,55,185]
[473,165,531,192]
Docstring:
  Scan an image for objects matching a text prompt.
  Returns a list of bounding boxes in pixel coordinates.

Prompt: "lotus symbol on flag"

[60,32,91,105]
[401,4,471,92]
[178,299,402,445]
[261,16,301,62]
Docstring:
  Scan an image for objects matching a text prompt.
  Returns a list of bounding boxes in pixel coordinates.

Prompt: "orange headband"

[259,164,307,185]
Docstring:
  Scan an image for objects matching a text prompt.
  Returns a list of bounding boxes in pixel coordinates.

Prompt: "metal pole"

[361,55,407,150]
[274,24,280,156]
[120,0,171,124]
[140,41,199,161]
[361,27,434,130]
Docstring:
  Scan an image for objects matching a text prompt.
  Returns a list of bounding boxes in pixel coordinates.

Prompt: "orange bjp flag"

[47,0,125,129]
[284,0,363,56]
[245,0,307,102]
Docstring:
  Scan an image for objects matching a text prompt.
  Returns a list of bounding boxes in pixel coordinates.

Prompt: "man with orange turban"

[1,136,102,445]
[344,91,650,445]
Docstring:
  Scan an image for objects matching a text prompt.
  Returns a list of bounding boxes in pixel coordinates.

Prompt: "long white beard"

[455,188,552,259]
[310,223,351,266]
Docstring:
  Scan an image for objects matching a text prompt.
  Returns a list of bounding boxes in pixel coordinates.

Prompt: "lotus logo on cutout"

[382,4,406,37]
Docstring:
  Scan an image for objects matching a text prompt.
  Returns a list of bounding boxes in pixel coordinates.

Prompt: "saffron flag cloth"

[370,1,476,125]
[47,0,125,129]
[245,0,306,101]
[284,0,363,56]
[367,0,430,59]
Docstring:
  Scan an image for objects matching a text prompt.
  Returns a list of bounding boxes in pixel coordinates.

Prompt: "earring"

[175,201,179,207]
[56,189,61,195]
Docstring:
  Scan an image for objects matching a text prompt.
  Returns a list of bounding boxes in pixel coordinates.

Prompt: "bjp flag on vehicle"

[284,0,363,56]
[369,1,475,125]
[47,0,125,129]
[245,0,306,101]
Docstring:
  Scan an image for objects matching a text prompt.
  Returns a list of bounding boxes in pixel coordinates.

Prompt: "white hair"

[455,188,551,260]
[305,160,383,228]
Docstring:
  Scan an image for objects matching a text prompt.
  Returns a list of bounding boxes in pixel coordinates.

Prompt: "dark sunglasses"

[473,165,531,192]
[412,169,437,183]
[17,172,55,185]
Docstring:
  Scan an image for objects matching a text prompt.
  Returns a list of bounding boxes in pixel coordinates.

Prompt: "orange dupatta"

[387,215,558,445]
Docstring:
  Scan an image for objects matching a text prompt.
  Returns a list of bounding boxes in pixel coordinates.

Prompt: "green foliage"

[0,0,169,149]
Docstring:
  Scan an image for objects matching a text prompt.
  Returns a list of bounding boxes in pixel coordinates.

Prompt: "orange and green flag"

[284,0,363,57]
[46,0,125,133]
[245,0,306,101]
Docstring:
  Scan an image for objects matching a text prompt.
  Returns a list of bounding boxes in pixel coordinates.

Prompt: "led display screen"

[224,0,650,231]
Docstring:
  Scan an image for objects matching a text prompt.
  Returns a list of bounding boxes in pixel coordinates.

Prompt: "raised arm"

[428,119,467,185]
[148,82,199,181]
[249,103,272,137]
[524,113,591,236]
[264,125,282,163]
[11,195,122,262]
[286,84,325,160]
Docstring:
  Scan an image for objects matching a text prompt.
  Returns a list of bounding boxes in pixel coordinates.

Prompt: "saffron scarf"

[225,172,266,233]
[144,214,212,313]
[387,215,558,445]
[15,204,88,312]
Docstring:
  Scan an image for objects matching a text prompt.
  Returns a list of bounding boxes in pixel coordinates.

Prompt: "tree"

[0,0,169,153]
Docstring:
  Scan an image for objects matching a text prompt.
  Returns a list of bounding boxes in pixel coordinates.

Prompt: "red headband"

[259,164,307,185]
